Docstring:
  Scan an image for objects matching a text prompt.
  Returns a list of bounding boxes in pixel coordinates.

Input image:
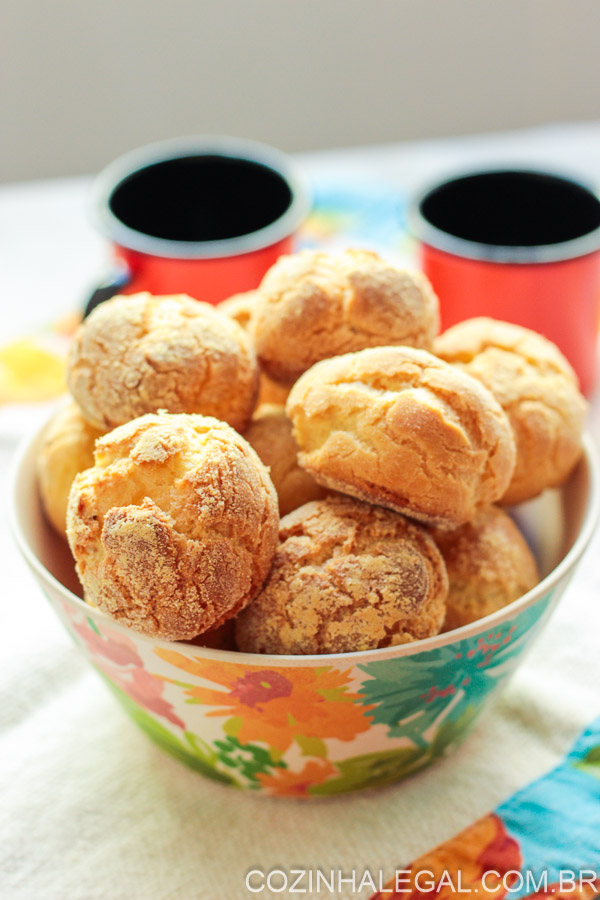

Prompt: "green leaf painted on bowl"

[87,616,101,636]
[183,731,219,764]
[356,594,552,745]
[103,677,235,785]
[430,703,482,755]
[310,703,483,795]
[309,746,429,795]
[213,735,287,784]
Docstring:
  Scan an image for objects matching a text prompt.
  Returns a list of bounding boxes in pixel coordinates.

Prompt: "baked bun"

[253,249,440,384]
[244,404,328,516]
[431,506,540,631]
[67,293,259,432]
[235,495,448,655]
[37,401,104,536]
[435,317,586,504]
[286,347,516,528]
[66,412,279,640]
[219,291,290,406]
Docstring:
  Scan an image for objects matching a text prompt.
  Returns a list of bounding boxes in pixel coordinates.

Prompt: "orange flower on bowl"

[155,650,374,754]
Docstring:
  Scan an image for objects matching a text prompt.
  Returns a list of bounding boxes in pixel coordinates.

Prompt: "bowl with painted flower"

[10,413,599,797]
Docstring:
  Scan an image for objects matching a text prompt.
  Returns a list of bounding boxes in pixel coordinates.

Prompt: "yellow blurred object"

[0,338,67,405]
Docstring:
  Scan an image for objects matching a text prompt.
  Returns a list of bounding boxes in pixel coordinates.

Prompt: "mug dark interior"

[109,155,293,242]
[419,170,600,248]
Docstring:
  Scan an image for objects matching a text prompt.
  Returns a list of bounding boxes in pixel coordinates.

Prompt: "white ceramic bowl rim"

[9,424,600,667]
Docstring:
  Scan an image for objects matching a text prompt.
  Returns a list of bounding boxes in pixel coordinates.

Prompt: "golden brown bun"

[286,347,516,528]
[434,317,586,504]
[67,293,259,432]
[431,506,540,631]
[219,291,291,407]
[66,412,279,641]
[235,495,448,655]
[37,402,104,536]
[253,249,440,384]
[244,404,328,516]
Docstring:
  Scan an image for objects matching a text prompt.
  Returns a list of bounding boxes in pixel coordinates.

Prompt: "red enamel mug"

[87,136,310,314]
[411,170,600,395]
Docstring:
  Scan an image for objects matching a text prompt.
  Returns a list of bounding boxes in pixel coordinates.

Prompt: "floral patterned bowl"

[10,425,599,797]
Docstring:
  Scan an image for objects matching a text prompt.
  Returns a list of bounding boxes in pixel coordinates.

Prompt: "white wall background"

[2,0,600,183]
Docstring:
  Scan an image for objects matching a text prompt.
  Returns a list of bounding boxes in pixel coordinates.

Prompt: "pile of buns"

[37,248,587,654]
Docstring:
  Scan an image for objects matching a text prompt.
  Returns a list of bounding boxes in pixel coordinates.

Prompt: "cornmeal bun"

[435,317,586,504]
[37,402,104,536]
[286,346,516,528]
[253,248,439,384]
[67,412,279,640]
[431,506,540,631]
[236,495,448,655]
[67,293,259,432]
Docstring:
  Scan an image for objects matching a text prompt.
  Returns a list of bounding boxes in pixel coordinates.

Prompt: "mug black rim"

[91,136,311,260]
[410,167,600,264]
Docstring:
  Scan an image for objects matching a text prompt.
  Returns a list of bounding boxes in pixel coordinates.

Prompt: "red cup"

[411,170,600,394]
[87,136,310,314]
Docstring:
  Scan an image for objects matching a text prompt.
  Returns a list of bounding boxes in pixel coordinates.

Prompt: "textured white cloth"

[2,124,600,900]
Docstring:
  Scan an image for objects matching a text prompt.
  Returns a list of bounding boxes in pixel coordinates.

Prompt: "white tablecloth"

[2,123,600,900]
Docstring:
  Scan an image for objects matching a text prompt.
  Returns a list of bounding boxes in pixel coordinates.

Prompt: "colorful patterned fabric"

[370,719,600,899]
[298,176,410,257]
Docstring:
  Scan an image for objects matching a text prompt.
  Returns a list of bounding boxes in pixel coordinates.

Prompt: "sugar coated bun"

[67,412,279,640]
[244,404,328,516]
[434,318,586,504]
[287,347,516,528]
[235,495,448,655]
[219,291,290,406]
[67,293,259,431]
[253,248,440,384]
[431,506,540,631]
[37,401,104,536]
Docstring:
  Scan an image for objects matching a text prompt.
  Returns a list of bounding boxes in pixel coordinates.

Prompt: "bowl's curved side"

[9,421,598,796]
[27,564,565,796]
